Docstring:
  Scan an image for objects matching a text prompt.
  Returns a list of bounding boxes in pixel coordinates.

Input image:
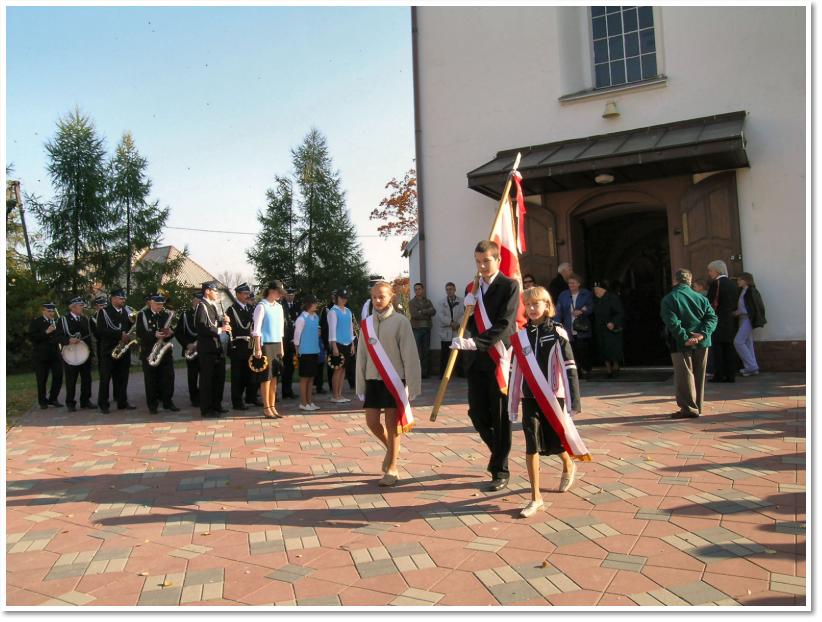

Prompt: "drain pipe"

[411,6,427,288]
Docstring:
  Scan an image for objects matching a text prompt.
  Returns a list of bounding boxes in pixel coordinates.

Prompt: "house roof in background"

[135,245,221,289]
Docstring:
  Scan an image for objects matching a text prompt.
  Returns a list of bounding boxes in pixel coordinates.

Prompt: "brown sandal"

[263,406,281,419]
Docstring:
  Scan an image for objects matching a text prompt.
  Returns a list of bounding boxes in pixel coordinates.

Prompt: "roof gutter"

[410,6,427,288]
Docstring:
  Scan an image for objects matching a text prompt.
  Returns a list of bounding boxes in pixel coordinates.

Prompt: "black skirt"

[298,353,319,378]
[364,379,403,410]
[522,397,565,456]
[257,342,283,381]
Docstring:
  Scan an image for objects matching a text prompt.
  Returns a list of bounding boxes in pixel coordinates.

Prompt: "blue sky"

[6,6,415,284]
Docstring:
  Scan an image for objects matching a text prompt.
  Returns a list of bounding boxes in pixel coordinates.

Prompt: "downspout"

[411,6,427,288]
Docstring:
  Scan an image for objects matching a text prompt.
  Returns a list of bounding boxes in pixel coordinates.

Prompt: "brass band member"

[90,294,108,365]
[97,288,136,414]
[28,302,64,409]
[136,294,179,414]
[196,281,230,418]
[228,282,262,410]
[175,292,203,408]
[56,297,96,412]
[251,281,286,418]
[280,288,299,399]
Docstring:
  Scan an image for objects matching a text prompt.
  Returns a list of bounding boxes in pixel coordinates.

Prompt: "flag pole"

[430,152,522,422]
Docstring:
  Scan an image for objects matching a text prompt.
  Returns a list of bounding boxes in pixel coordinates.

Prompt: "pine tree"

[247,176,298,287]
[292,129,369,304]
[107,132,168,295]
[29,108,112,298]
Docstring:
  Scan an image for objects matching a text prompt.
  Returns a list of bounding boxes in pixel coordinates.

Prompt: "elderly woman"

[706,260,739,383]
[555,273,594,379]
[592,281,624,378]
[733,272,767,376]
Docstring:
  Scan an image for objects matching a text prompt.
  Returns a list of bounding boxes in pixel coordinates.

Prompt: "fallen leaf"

[541,561,549,568]
[202,532,210,536]
[764,549,776,554]
[296,555,302,558]
[162,580,173,587]
[139,572,149,576]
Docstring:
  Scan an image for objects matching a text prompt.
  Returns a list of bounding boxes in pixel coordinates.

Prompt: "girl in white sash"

[509,286,588,518]
[355,281,421,486]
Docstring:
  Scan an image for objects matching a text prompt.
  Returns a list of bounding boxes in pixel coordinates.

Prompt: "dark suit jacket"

[175,308,199,349]
[743,286,767,329]
[548,273,569,305]
[707,276,739,343]
[136,309,174,359]
[196,299,224,355]
[96,305,133,354]
[464,272,520,372]
[56,313,93,350]
[28,316,62,360]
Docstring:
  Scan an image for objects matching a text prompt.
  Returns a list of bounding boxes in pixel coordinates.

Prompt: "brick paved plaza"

[5,371,806,607]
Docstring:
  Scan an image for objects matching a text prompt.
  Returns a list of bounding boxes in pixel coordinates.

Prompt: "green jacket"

[660,284,718,352]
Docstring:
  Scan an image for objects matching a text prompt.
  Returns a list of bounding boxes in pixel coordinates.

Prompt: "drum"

[61,341,90,366]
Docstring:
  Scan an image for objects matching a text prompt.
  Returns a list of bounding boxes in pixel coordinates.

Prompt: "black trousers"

[571,337,593,375]
[199,349,226,414]
[34,355,63,405]
[440,342,464,378]
[64,360,92,407]
[98,352,131,408]
[230,340,258,405]
[467,366,512,479]
[281,341,296,396]
[186,358,200,406]
[314,348,326,391]
[711,341,738,381]
[345,345,356,389]
[141,355,175,409]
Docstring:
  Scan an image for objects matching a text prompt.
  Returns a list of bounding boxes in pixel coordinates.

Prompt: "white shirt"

[252,299,285,338]
[481,271,500,294]
[292,311,317,347]
[327,304,354,345]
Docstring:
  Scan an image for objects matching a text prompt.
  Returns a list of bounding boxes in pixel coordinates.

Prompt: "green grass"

[6,372,38,429]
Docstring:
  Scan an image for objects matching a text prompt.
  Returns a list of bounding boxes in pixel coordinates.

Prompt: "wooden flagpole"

[430,152,522,422]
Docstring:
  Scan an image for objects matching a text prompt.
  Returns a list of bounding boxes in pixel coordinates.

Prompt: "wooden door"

[680,172,743,278]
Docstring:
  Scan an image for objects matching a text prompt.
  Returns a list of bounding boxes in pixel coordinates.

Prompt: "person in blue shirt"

[293,295,322,411]
[554,274,594,379]
[327,288,356,403]
[251,281,286,418]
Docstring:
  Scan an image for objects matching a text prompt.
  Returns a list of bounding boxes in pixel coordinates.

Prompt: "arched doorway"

[571,202,672,366]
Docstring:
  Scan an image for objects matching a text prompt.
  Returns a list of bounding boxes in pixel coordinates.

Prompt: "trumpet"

[184,342,198,361]
[147,311,179,367]
[111,307,142,360]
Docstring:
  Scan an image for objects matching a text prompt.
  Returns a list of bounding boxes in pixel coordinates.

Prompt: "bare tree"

[216,270,248,290]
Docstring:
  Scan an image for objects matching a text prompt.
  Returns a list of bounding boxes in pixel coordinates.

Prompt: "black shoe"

[233,403,249,411]
[118,403,137,410]
[47,399,63,407]
[486,477,509,492]
[99,406,110,414]
[671,411,699,419]
[215,407,229,414]
[315,388,325,394]
[82,402,97,410]
[39,403,49,410]
[66,405,77,412]
[201,411,218,418]
[280,394,294,400]
[148,407,158,414]
[247,399,265,406]
[191,402,200,409]
[165,403,180,412]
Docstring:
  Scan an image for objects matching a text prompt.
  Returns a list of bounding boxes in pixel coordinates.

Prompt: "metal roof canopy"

[466,110,750,199]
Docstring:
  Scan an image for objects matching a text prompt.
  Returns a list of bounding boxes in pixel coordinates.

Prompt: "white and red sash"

[508,328,591,461]
[361,316,415,434]
[472,283,512,395]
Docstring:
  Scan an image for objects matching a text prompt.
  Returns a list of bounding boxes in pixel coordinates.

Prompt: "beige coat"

[356,305,422,401]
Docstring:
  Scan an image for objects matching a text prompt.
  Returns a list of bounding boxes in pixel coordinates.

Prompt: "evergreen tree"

[292,129,369,304]
[247,176,298,286]
[29,108,113,297]
[107,132,168,295]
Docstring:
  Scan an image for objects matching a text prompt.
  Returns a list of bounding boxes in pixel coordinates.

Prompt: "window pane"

[605,5,621,13]
[641,53,658,78]
[594,39,609,64]
[606,11,623,35]
[591,6,605,17]
[625,31,640,57]
[640,28,656,54]
[592,16,607,39]
[638,6,654,29]
[623,7,638,32]
[626,56,642,82]
[595,63,611,88]
[610,60,626,85]
[608,35,624,60]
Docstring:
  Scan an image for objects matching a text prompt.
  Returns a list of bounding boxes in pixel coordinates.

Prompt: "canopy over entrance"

[466,111,749,199]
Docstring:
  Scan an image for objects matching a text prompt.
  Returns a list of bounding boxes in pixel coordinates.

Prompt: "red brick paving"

[5,371,806,607]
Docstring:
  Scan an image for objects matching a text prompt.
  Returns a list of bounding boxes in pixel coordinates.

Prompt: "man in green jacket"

[661,269,718,419]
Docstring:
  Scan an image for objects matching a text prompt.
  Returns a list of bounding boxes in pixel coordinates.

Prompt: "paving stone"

[267,564,314,583]
[668,581,732,605]
[356,559,399,579]
[487,580,541,604]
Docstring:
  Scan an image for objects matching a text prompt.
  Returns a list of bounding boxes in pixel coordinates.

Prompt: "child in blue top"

[293,295,321,411]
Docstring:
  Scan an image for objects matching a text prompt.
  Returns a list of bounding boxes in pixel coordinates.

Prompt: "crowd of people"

[27,243,766,518]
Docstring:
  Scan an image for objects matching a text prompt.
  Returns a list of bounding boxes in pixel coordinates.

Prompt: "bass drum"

[61,341,90,366]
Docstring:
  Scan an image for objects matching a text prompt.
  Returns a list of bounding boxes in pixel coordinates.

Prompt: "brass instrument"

[111,307,142,360]
[147,310,178,367]
[184,343,198,361]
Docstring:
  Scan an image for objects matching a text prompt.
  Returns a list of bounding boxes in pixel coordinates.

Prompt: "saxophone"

[147,311,178,367]
[111,307,141,360]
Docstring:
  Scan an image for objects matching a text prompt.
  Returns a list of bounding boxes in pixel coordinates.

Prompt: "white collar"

[482,271,500,288]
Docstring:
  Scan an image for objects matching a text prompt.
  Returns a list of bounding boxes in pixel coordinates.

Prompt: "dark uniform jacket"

[226,302,254,345]
[96,305,133,355]
[707,275,739,343]
[136,308,174,359]
[742,286,767,329]
[28,316,62,360]
[195,299,224,354]
[464,272,520,372]
[282,300,300,344]
[56,313,94,351]
[521,319,582,413]
[175,307,199,349]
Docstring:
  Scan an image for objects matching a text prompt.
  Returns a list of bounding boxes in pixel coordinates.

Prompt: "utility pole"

[9,181,37,281]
